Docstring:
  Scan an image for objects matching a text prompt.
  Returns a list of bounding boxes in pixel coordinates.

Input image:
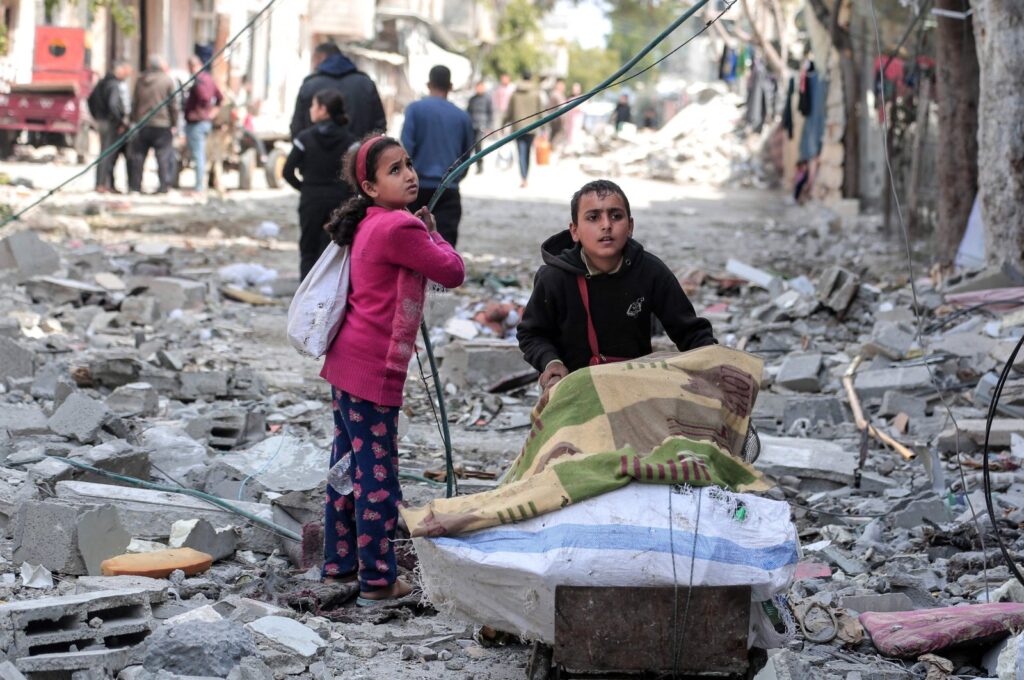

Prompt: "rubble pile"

[577,83,772,187]
[1,192,1024,679]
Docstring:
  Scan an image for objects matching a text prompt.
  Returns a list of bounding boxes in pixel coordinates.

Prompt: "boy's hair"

[570,179,632,225]
[325,133,402,247]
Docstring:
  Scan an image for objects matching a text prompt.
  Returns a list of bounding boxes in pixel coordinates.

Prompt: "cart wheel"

[239,147,257,191]
[265,147,286,188]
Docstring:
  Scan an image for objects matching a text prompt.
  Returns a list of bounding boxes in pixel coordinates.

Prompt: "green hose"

[422,1,712,498]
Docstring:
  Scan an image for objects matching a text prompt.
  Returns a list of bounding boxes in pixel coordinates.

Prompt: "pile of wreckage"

[1,197,1024,680]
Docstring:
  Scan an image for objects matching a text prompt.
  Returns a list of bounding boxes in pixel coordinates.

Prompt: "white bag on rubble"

[286,242,350,357]
[415,483,799,646]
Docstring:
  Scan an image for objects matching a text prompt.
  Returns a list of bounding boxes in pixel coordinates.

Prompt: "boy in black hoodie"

[518,179,716,401]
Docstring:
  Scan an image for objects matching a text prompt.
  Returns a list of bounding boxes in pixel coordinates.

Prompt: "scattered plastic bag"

[255,221,281,239]
[20,562,53,589]
[218,263,278,288]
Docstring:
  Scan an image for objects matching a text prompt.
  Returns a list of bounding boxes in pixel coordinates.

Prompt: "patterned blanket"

[401,346,767,538]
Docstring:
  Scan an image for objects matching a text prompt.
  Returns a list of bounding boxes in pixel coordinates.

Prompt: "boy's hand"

[539,361,568,390]
[415,207,437,233]
[536,361,569,414]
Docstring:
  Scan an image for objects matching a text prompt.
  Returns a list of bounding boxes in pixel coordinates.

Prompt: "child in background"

[320,134,465,603]
[518,179,716,406]
[283,89,357,280]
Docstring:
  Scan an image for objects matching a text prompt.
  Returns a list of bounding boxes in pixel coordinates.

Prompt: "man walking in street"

[504,70,542,188]
[88,60,132,193]
[465,81,492,173]
[128,55,178,194]
[290,42,386,138]
[402,65,474,246]
[184,55,223,195]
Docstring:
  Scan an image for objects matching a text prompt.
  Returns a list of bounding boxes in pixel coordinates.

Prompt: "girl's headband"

[355,135,386,186]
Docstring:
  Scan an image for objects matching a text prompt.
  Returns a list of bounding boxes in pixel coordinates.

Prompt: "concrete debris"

[141,619,256,678]
[245,616,325,659]
[755,435,858,485]
[0,230,60,281]
[13,500,102,575]
[775,353,823,392]
[816,266,860,314]
[168,519,237,562]
[0,337,33,382]
[77,505,132,576]
[48,392,113,443]
[106,382,159,417]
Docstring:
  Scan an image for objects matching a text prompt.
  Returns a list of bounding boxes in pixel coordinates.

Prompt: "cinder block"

[106,383,159,417]
[853,365,932,399]
[775,353,823,392]
[1,591,151,676]
[145,277,206,311]
[440,340,534,389]
[0,230,60,280]
[177,372,229,401]
[879,391,928,418]
[118,296,161,325]
[48,393,112,443]
[863,322,915,360]
[0,337,33,381]
[12,501,92,574]
[817,266,859,314]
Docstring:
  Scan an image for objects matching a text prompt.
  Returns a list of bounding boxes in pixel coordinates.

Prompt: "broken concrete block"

[853,365,932,399]
[0,337,33,381]
[118,296,161,325]
[725,258,783,295]
[0,588,154,669]
[23,276,106,306]
[75,575,169,603]
[77,505,132,576]
[782,396,850,431]
[211,435,323,496]
[178,371,229,401]
[0,230,60,280]
[106,382,159,417]
[140,426,209,482]
[0,661,26,680]
[440,340,534,389]
[938,418,1024,452]
[12,500,94,574]
[30,360,68,400]
[775,353,823,392]
[246,616,325,659]
[864,322,915,360]
[0,317,20,338]
[841,592,914,613]
[142,619,256,677]
[754,435,858,485]
[990,340,1024,372]
[817,266,860,314]
[144,277,207,311]
[168,519,237,562]
[879,391,928,419]
[55,481,277,553]
[186,408,264,450]
[164,604,224,625]
[212,596,297,624]
[71,439,151,481]
[0,403,49,436]
[892,496,953,530]
[932,331,997,359]
[48,393,112,443]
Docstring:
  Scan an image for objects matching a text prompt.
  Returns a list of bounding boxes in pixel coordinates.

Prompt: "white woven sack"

[287,242,350,357]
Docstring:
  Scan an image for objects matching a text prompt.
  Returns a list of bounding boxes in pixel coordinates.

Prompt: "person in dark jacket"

[613,93,632,132]
[518,179,716,407]
[89,60,132,193]
[465,81,492,174]
[504,70,543,188]
[290,43,386,139]
[128,55,179,193]
[283,89,357,280]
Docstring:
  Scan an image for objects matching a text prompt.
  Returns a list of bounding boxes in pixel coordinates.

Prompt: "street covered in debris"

[2,0,1024,679]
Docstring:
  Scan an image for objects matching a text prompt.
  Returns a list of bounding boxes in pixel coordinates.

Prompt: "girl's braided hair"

[325,133,401,247]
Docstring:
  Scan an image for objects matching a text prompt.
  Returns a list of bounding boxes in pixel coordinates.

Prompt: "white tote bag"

[287,242,351,357]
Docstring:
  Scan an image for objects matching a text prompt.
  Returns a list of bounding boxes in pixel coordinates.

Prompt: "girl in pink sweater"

[320,134,465,603]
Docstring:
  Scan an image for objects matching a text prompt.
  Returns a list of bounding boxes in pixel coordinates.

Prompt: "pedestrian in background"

[184,55,223,195]
[402,65,474,246]
[283,89,356,280]
[465,81,492,174]
[547,78,567,152]
[565,81,584,148]
[613,93,632,133]
[504,70,542,188]
[88,59,132,193]
[128,55,178,194]
[291,43,386,139]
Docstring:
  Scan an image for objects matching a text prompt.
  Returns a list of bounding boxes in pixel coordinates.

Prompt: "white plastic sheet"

[286,243,350,358]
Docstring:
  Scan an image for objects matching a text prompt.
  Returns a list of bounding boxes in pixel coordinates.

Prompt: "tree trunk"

[934,0,979,265]
[973,0,1024,269]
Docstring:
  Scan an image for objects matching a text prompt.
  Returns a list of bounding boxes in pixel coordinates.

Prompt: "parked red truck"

[0,26,93,161]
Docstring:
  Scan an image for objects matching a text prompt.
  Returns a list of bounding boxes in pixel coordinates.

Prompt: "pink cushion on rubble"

[860,602,1024,657]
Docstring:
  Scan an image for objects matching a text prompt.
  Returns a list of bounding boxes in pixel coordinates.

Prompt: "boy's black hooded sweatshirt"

[518,230,716,373]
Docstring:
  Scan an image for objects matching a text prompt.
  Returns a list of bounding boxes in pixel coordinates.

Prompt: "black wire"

[982,334,1024,587]
[437,0,739,184]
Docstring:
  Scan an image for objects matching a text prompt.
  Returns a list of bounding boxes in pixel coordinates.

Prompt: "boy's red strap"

[576,275,602,367]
